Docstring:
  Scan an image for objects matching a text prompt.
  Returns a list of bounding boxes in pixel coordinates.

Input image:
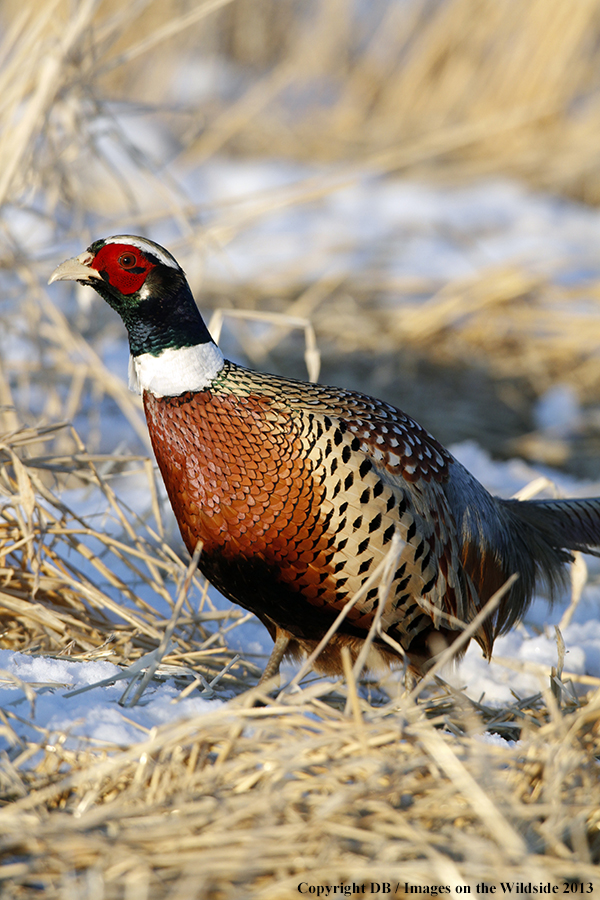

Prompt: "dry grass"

[2,421,598,897]
[227,266,600,401]
[27,0,600,202]
[1,0,600,896]
[0,511,599,898]
[0,423,256,686]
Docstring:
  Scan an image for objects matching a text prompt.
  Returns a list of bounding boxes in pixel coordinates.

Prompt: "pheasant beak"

[48,251,103,285]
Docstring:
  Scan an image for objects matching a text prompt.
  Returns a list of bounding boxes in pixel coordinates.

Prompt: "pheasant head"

[49,235,224,397]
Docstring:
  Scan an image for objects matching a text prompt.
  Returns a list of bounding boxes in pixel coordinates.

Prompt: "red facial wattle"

[91,243,156,295]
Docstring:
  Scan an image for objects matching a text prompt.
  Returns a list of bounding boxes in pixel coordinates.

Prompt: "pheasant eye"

[119,252,138,269]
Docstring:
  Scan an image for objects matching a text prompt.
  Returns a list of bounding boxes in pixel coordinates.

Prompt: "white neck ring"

[129,343,225,397]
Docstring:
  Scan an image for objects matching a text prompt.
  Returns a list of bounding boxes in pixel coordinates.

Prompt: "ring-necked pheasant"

[49,236,600,681]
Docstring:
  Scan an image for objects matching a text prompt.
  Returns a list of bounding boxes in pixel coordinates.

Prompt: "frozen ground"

[1,438,599,752]
[4,158,600,750]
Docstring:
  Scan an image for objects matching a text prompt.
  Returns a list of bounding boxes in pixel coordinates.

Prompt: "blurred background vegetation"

[3,0,600,472]
[5,0,600,192]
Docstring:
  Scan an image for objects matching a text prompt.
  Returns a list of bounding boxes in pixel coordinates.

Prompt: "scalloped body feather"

[49,234,600,679]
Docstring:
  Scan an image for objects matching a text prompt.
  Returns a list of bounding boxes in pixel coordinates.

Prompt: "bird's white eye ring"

[119,252,137,269]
